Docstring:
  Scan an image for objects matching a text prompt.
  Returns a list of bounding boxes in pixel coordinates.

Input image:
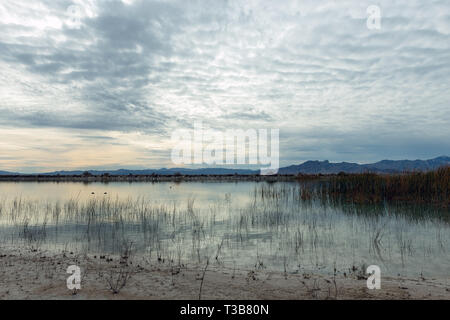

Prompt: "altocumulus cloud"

[0,0,449,172]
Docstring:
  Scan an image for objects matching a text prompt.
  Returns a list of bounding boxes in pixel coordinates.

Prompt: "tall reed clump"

[323,166,450,207]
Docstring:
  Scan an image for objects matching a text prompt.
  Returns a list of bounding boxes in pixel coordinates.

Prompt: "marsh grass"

[103,240,134,294]
[321,166,450,207]
[0,180,448,278]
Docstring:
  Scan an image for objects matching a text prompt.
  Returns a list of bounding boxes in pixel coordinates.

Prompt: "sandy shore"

[0,246,449,300]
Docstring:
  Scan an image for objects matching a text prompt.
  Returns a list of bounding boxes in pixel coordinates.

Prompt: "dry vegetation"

[321,166,449,207]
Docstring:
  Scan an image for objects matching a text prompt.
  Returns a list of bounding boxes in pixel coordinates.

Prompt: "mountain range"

[278,156,450,174]
[0,156,448,176]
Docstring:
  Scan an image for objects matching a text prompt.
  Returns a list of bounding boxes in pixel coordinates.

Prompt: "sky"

[0,0,449,173]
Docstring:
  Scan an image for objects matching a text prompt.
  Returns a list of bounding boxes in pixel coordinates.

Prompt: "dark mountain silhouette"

[39,168,257,176]
[0,170,20,175]
[1,156,448,176]
[278,156,450,174]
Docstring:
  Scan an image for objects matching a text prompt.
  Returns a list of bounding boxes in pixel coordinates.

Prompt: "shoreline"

[0,174,301,183]
[1,246,448,300]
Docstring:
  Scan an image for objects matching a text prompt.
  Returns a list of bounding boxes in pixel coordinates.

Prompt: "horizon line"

[2,155,448,175]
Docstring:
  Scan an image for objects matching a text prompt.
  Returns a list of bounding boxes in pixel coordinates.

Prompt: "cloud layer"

[1,0,449,172]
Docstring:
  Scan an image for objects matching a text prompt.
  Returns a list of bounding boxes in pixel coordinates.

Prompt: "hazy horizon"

[1,154,448,174]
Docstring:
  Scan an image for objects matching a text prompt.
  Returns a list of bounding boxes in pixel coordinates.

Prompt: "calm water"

[0,181,449,279]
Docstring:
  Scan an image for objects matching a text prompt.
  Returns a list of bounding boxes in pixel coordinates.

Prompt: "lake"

[0,181,448,279]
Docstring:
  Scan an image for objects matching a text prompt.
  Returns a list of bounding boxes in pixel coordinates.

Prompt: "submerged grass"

[0,179,448,278]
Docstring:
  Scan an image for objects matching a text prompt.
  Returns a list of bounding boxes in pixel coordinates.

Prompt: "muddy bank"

[0,246,449,300]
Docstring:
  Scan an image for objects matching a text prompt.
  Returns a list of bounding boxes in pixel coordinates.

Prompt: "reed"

[322,166,450,207]
[0,180,448,279]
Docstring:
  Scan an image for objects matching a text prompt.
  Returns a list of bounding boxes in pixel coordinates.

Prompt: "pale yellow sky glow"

[0,127,170,173]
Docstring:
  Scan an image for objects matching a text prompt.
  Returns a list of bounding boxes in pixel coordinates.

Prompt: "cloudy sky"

[0,0,449,173]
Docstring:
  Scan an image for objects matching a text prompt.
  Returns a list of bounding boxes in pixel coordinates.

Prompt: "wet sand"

[1,245,449,300]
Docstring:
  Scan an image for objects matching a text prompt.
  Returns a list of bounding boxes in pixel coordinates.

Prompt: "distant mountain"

[364,156,450,173]
[0,170,20,175]
[1,156,449,176]
[279,160,361,174]
[41,167,258,176]
[278,156,450,174]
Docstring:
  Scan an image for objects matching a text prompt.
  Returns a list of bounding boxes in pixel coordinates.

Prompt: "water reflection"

[0,181,448,278]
